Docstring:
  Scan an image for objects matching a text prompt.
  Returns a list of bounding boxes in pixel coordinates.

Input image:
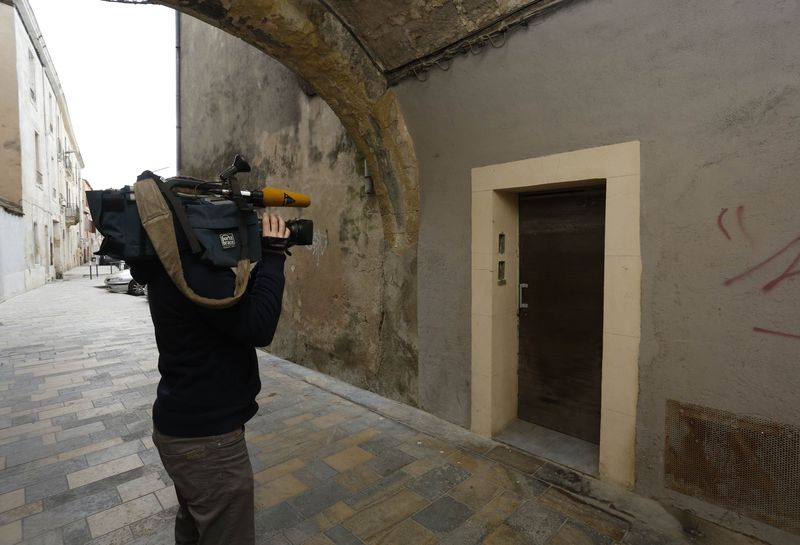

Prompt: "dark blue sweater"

[132,252,285,437]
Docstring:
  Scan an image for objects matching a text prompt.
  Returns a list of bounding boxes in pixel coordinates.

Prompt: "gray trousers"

[153,426,255,545]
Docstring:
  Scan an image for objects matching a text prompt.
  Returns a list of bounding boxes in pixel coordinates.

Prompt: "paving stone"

[12,414,37,427]
[474,491,525,527]
[0,500,43,526]
[154,486,177,510]
[284,519,319,545]
[117,473,166,503]
[18,528,64,545]
[24,476,68,503]
[399,456,446,478]
[485,445,546,474]
[295,461,339,481]
[0,457,88,495]
[292,534,336,545]
[344,471,411,511]
[437,518,490,545]
[0,488,25,514]
[254,502,304,537]
[44,466,146,510]
[289,480,351,518]
[128,507,178,539]
[311,413,351,430]
[412,496,473,534]
[310,502,355,532]
[323,447,374,473]
[86,526,133,545]
[538,488,628,541]
[85,440,145,467]
[61,519,91,545]
[87,494,162,538]
[483,523,529,545]
[369,519,437,545]
[334,465,382,494]
[506,499,567,545]
[407,463,470,499]
[548,521,615,545]
[323,525,365,545]
[448,475,501,511]
[137,448,161,467]
[55,421,106,442]
[343,488,428,542]
[255,458,306,484]
[255,473,309,510]
[67,453,143,489]
[357,435,402,455]
[23,488,121,538]
[365,449,416,477]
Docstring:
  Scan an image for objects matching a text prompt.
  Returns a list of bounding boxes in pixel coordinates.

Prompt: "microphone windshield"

[260,187,311,207]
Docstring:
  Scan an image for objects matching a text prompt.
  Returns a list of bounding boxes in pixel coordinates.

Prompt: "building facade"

[175,2,799,543]
[0,0,85,301]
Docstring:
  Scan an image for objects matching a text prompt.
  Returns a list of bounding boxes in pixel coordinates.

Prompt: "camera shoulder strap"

[134,176,250,309]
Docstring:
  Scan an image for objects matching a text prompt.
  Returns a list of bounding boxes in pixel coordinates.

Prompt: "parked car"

[104,269,146,296]
[97,254,124,267]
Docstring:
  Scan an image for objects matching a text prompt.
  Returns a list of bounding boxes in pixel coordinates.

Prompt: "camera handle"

[218,154,251,182]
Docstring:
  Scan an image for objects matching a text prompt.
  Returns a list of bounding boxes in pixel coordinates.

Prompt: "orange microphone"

[250,187,311,208]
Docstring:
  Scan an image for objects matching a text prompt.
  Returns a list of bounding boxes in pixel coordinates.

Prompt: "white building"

[0,0,84,301]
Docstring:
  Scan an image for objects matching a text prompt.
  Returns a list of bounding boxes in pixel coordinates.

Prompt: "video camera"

[87,155,313,268]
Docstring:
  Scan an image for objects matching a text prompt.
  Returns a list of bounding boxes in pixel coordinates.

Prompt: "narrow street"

[0,267,705,545]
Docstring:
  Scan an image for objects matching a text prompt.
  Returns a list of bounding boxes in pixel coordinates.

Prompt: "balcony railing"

[65,205,80,226]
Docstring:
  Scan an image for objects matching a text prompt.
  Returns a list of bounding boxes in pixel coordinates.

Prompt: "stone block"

[323,447,374,473]
[343,489,428,542]
[412,496,473,534]
[538,488,627,541]
[87,494,162,538]
[407,464,470,500]
[506,500,566,545]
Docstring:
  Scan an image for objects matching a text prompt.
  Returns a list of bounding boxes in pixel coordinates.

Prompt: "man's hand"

[262,213,289,239]
[261,213,291,255]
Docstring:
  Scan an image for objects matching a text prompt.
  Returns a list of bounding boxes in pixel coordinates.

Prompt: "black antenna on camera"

[218,154,251,182]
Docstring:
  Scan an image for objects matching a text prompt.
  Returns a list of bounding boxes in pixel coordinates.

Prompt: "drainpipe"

[175,10,181,175]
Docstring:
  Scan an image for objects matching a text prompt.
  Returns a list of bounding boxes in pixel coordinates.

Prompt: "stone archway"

[155,0,419,252]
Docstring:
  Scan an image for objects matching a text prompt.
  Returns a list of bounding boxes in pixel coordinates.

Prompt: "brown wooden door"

[518,187,605,444]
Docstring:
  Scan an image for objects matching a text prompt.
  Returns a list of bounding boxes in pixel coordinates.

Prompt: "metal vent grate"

[665,400,800,534]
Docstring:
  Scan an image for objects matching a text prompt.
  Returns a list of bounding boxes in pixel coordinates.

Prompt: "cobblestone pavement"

[0,265,692,545]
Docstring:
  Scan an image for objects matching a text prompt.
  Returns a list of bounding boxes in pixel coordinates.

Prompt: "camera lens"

[286,219,314,246]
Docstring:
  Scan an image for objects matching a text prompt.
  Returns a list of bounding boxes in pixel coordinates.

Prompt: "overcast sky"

[27,0,176,190]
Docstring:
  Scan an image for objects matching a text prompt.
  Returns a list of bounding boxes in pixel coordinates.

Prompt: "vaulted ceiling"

[322,0,533,70]
[320,0,565,82]
[152,0,568,249]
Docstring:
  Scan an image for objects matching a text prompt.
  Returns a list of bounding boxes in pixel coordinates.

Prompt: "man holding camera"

[132,212,289,545]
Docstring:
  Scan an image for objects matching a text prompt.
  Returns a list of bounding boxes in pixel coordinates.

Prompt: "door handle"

[519,283,528,309]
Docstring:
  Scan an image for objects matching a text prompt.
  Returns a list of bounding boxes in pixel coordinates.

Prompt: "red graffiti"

[753,327,800,340]
[736,205,752,243]
[717,208,731,240]
[724,234,800,292]
[720,206,800,339]
[718,205,752,243]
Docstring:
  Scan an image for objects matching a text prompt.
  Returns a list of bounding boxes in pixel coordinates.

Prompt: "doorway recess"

[470,141,640,488]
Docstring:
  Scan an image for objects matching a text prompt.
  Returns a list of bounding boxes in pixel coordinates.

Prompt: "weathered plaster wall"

[157,0,420,252]
[179,14,418,404]
[0,2,21,210]
[395,0,800,535]
[0,209,25,302]
[322,0,533,70]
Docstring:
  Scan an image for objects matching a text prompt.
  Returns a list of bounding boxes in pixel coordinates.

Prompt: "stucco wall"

[0,3,21,209]
[0,209,25,301]
[179,14,418,405]
[394,0,799,529]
